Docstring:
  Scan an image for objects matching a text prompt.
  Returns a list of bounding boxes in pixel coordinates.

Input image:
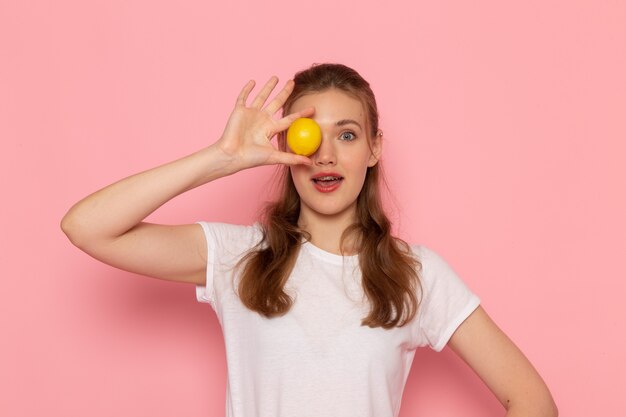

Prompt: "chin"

[306,201,356,218]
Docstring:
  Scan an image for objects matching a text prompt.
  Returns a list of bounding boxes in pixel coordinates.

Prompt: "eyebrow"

[335,119,363,131]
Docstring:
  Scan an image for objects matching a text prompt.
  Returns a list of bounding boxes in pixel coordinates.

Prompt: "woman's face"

[287,88,382,223]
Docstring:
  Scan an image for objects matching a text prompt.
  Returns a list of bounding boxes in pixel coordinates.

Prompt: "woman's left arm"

[448,306,558,417]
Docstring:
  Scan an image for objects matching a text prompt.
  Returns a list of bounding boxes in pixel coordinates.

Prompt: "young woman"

[61,63,557,417]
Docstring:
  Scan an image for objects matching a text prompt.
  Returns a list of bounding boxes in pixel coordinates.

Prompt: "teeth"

[315,176,341,181]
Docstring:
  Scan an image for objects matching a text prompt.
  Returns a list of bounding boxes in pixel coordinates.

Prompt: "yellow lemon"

[286,118,322,156]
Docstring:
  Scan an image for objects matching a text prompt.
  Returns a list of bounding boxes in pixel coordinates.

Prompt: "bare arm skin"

[448,306,558,416]
[61,77,314,285]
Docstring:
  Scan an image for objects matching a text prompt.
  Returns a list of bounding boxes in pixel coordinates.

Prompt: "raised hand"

[61,77,317,287]
[216,76,315,171]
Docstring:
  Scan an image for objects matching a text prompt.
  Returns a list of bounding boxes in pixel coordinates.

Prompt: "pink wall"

[2,1,624,416]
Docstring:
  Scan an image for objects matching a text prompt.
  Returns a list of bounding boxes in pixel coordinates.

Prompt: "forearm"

[447,307,558,417]
[61,143,239,245]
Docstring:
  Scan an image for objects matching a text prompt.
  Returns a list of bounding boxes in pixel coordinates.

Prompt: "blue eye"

[340,131,356,141]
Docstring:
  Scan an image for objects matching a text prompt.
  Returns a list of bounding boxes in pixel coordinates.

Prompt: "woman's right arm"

[60,77,313,285]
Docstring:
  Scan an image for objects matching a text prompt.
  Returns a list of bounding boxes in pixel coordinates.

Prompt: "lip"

[311,171,343,180]
[311,171,344,193]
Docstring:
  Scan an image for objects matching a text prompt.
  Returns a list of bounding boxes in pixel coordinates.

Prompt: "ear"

[367,129,383,167]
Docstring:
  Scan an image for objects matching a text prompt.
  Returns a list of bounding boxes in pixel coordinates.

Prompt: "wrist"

[192,144,242,184]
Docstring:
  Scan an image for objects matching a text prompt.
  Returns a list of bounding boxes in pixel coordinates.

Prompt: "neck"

[298,204,359,256]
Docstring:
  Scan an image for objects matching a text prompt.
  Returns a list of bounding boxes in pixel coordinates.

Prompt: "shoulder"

[407,243,468,291]
[409,244,481,350]
[408,244,447,273]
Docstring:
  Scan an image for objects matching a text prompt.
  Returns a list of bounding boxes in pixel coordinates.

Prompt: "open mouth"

[312,175,344,186]
[311,175,344,192]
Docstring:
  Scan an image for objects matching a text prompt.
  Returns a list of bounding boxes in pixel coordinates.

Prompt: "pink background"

[2,1,624,416]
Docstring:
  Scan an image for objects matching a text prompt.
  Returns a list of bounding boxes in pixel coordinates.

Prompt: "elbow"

[540,401,559,417]
[542,384,559,417]
[60,210,87,249]
[548,398,559,417]
[61,209,118,254]
[60,212,78,245]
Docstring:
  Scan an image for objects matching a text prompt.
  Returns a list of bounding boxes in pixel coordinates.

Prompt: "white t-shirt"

[195,221,480,417]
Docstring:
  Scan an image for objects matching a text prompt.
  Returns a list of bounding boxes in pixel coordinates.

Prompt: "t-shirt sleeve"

[194,221,263,308]
[414,245,481,352]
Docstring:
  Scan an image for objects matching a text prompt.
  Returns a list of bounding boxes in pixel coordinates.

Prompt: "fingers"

[250,76,279,109]
[264,79,295,115]
[291,106,315,119]
[272,151,312,167]
[236,77,294,115]
[236,80,255,107]
[273,106,316,132]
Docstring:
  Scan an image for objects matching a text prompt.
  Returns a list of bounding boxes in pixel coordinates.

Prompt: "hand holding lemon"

[287,118,322,156]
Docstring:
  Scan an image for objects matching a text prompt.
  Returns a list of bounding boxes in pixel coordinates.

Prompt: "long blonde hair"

[236,63,422,329]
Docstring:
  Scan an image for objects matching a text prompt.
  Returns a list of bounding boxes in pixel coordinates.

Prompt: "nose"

[313,134,336,166]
